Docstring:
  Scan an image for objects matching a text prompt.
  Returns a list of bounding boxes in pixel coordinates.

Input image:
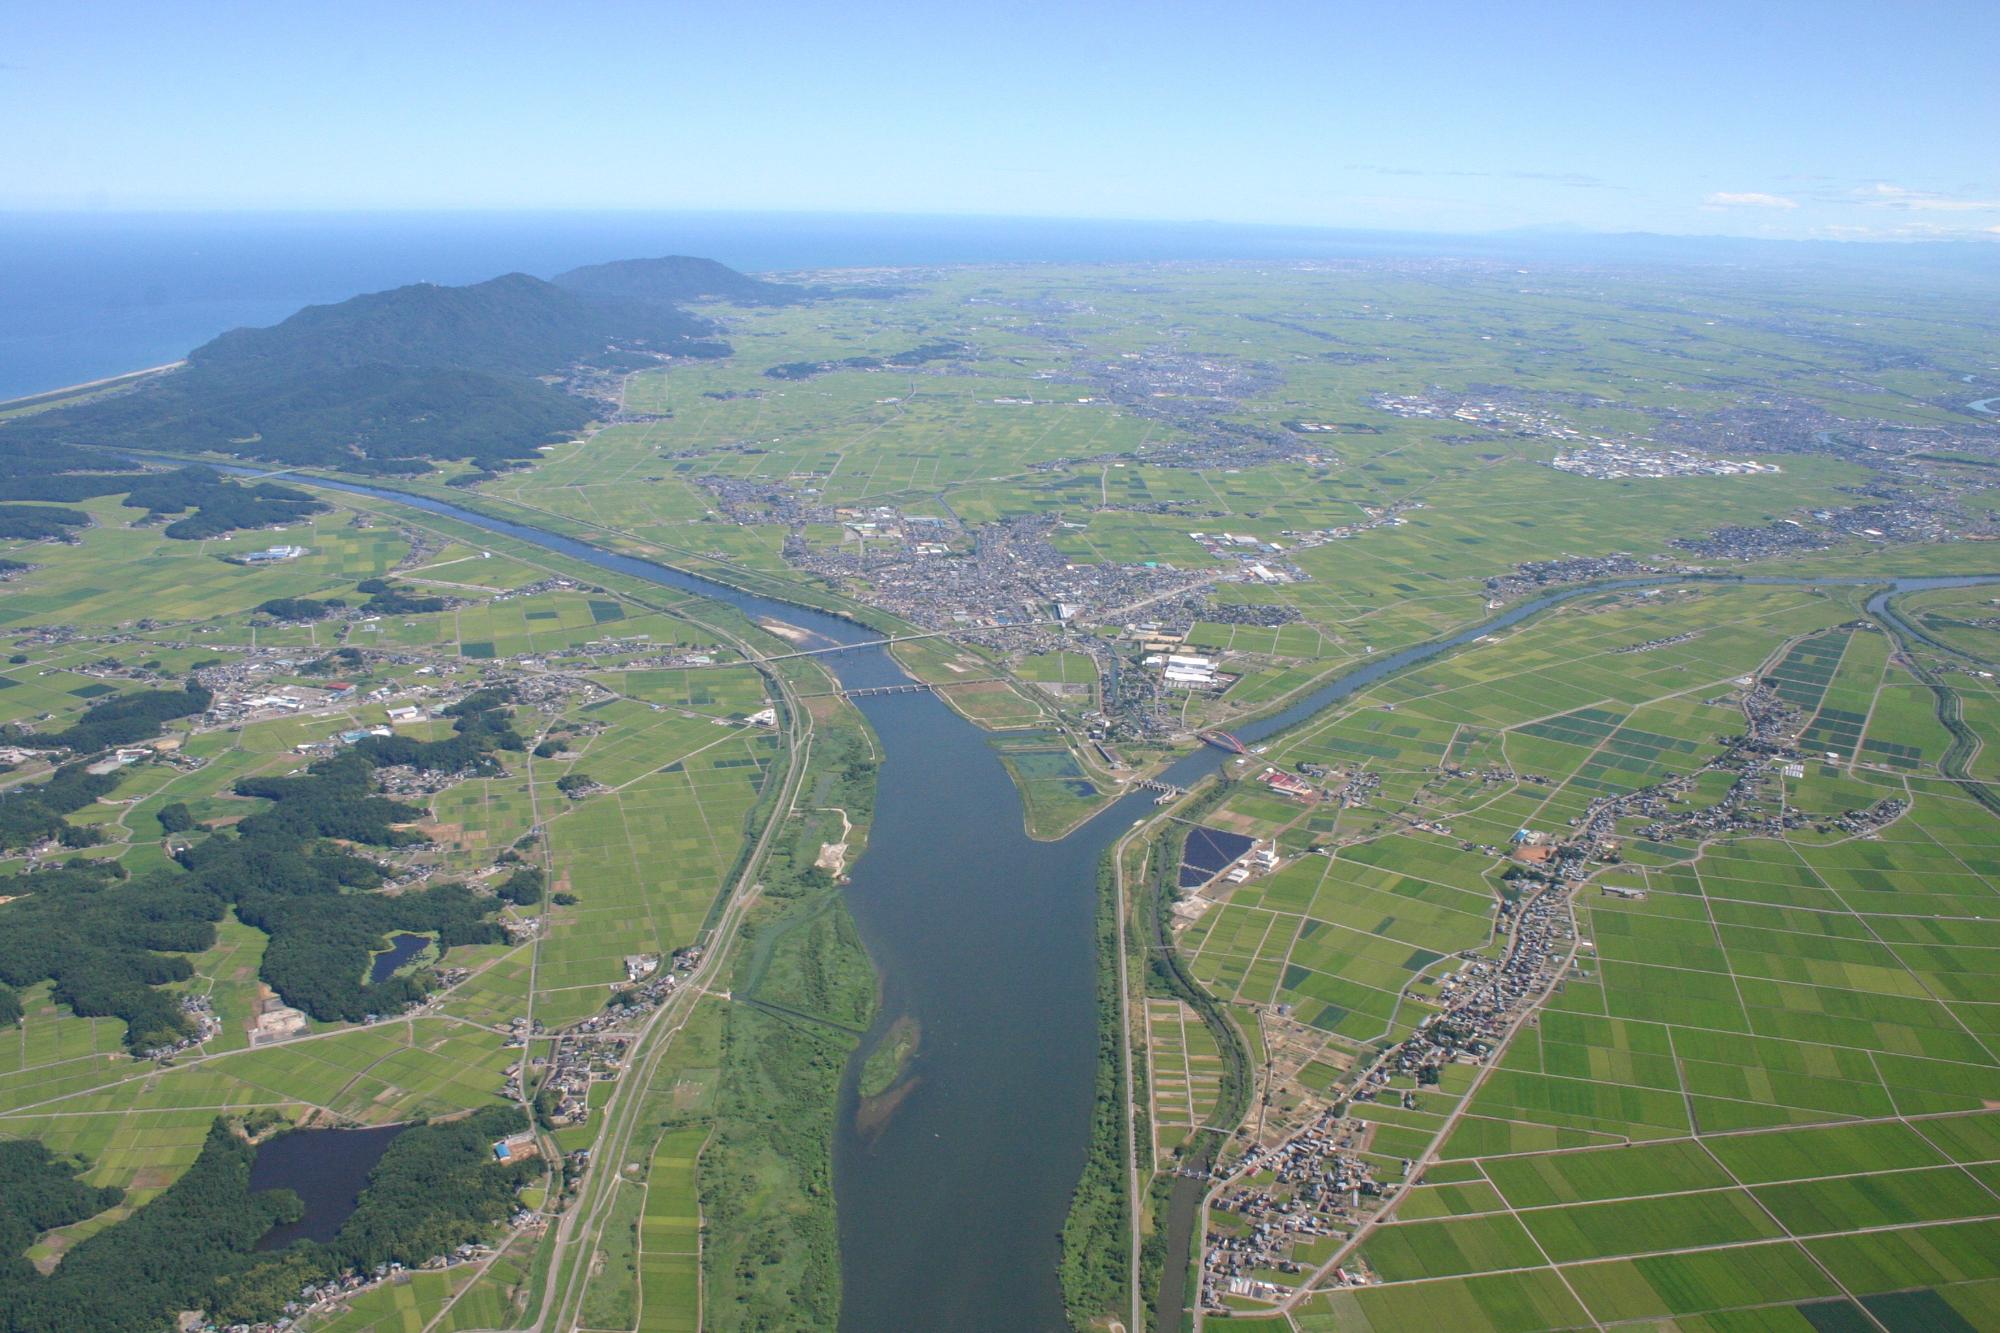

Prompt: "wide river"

[225,471,1997,1330]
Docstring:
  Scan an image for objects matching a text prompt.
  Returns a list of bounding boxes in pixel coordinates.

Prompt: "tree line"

[1,680,210,755]
[0,505,91,542]
[0,765,121,852]
[122,466,326,539]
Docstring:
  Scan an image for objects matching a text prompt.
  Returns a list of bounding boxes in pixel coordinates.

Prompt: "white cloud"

[1703,191,1799,210]
[1812,219,2000,242]
[1862,182,2000,212]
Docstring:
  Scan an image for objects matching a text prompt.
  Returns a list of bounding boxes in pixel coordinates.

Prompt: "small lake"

[251,1124,406,1249]
[368,932,431,983]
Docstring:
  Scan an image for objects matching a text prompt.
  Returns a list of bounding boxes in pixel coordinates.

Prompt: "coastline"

[0,361,183,412]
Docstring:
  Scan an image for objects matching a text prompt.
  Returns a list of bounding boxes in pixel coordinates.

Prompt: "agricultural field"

[431,261,2000,782]
[419,263,2000,1331]
[1166,576,2000,1325]
[1147,997,1227,1156]
[0,480,795,1330]
[636,1126,707,1333]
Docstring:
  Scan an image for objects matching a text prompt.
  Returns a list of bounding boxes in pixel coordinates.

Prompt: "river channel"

[230,470,1996,1329]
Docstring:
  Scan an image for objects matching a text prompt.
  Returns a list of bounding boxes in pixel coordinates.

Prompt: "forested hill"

[0,257,804,482]
[551,254,810,307]
[192,270,718,377]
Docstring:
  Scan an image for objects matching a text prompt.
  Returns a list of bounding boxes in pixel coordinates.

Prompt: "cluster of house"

[1482,552,1659,603]
[1200,860,1590,1298]
[1576,677,1842,853]
[1672,494,1962,563]
[1433,762,1545,789]
[142,994,221,1060]
[1259,767,1318,800]
[1205,601,1301,627]
[1333,769,1383,807]
[599,648,719,671]
[487,576,581,603]
[1614,630,1702,655]
[1383,885,1577,1094]
[1371,391,1582,439]
[1819,798,1910,837]
[523,1035,622,1127]
[242,1224,538,1333]
[1202,1112,1384,1308]
[503,949,703,1125]
[1550,441,1781,480]
[1185,531,1300,584]
[1146,650,1226,691]
[235,544,307,564]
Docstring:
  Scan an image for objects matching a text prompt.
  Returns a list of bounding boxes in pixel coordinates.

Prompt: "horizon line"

[3,205,1998,248]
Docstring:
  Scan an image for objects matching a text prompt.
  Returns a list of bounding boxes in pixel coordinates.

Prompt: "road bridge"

[738,622,1063,666]
[796,678,1007,701]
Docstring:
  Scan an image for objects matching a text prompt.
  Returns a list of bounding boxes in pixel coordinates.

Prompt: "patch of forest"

[0,680,210,754]
[763,339,967,380]
[0,457,328,540]
[256,594,347,621]
[354,577,450,615]
[0,691,529,1049]
[123,465,326,539]
[0,505,91,542]
[0,766,122,851]
[0,1106,534,1333]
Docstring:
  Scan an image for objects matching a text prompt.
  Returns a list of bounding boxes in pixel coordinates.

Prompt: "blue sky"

[4,0,1996,240]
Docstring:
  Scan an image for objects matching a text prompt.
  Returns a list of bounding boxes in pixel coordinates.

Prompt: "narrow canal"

[241,472,1995,1330]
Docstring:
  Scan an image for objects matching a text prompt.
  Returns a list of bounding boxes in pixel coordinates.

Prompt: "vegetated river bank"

[220,468,1999,1329]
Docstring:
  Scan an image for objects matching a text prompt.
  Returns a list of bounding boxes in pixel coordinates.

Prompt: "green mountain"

[3,258,796,482]
[195,271,718,378]
[552,254,809,308]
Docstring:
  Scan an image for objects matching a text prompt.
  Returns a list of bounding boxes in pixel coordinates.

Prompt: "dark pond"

[251,1124,405,1249]
[368,932,430,984]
